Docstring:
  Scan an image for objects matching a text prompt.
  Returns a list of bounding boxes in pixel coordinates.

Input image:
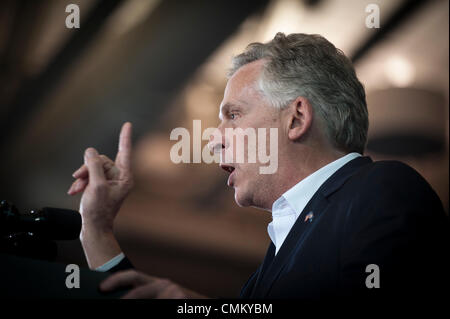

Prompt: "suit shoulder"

[353,159,433,192]
[346,158,445,219]
[366,159,419,176]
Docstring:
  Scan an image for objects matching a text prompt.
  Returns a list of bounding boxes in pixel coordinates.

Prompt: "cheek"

[238,163,260,184]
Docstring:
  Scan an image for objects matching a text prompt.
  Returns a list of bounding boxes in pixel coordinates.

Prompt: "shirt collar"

[280,152,361,215]
[268,152,362,255]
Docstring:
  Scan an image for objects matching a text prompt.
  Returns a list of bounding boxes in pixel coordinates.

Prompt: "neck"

[257,146,346,211]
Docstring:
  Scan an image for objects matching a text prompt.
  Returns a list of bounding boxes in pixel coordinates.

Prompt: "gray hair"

[228,33,368,154]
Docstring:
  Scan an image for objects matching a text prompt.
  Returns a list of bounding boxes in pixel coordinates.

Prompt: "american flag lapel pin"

[304,211,314,223]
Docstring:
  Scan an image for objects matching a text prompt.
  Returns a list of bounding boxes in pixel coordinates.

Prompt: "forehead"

[219,60,266,114]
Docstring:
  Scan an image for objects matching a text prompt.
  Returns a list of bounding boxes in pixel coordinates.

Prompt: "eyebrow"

[218,100,247,120]
[218,102,234,121]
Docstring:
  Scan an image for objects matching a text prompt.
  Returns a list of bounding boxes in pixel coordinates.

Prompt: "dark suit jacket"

[112,156,449,300]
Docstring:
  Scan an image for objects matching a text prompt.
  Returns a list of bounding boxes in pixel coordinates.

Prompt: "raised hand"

[68,122,134,269]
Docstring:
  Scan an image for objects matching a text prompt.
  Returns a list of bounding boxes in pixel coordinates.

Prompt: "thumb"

[84,148,106,184]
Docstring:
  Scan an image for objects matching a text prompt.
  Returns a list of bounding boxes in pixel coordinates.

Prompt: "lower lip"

[227,170,236,187]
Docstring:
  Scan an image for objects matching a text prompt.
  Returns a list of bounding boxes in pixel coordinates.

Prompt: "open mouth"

[220,164,235,174]
[220,163,236,187]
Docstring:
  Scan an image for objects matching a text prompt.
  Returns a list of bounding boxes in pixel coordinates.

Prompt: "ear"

[286,96,314,141]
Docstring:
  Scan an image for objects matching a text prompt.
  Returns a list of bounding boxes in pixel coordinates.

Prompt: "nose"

[207,128,225,154]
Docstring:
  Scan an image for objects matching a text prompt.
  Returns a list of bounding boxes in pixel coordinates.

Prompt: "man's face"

[213,60,282,208]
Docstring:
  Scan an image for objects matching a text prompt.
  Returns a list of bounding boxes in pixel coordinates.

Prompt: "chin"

[233,187,253,207]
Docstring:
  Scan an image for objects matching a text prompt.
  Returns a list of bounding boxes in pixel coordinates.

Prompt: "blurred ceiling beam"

[0,0,44,110]
[0,0,123,148]
[351,0,434,63]
[0,0,270,208]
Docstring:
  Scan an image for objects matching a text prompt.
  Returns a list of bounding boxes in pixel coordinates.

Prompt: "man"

[68,33,449,299]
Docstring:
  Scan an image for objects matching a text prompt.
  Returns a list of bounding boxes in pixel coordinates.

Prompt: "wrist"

[80,223,114,243]
[79,226,122,269]
[80,216,114,234]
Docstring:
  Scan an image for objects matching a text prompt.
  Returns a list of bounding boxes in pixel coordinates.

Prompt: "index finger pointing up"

[115,122,133,173]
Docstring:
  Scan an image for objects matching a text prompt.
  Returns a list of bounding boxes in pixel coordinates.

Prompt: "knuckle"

[119,270,134,279]
[124,178,134,190]
[158,278,172,287]
[120,178,134,192]
[115,270,136,282]
[131,272,145,285]
[103,161,114,171]
[105,271,123,284]
[158,283,182,299]
[89,157,102,165]
[100,155,113,163]
[166,283,178,293]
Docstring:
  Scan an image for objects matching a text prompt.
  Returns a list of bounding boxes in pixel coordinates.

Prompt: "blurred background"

[0,0,448,297]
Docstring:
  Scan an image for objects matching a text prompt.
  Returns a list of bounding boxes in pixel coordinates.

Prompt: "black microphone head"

[38,207,81,240]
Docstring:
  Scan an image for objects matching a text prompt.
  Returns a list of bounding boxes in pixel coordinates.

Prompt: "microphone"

[0,201,81,240]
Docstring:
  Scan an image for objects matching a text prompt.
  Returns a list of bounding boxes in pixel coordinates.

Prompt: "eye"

[229,112,238,120]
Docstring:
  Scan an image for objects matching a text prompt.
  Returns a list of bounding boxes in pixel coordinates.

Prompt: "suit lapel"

[246,243,275,298]
[251,192,330,298]
[250,156,373,298]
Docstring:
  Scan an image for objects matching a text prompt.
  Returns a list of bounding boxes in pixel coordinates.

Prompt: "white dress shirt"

[95,252,125,272]
[97,152,361,270]
[267,152,361,255]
